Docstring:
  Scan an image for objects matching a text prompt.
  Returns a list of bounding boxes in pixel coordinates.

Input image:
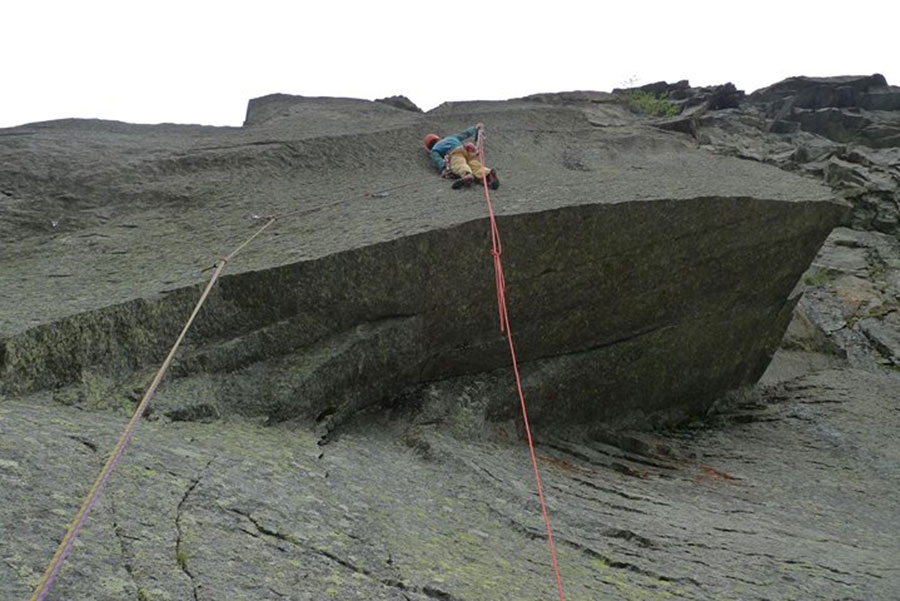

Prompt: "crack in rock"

[175,458,214,601]
[477,497,694,588]
[559,483,652,515]
[228,507,422,600]
[66,434,98,453]
[111,499,139,600]
[421,585,464,600]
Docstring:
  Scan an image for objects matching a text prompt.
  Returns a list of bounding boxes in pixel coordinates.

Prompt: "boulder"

[860,86,900,111]
[749,74,889,110]
[0,96,845,429]
[743,74,900,149]
[793,108,900,148]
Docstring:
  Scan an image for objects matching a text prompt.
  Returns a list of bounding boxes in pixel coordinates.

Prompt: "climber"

[424,123,500,190]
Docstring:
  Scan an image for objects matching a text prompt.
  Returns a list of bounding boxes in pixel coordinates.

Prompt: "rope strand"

[477,130,567,601]
[30,216,278,601]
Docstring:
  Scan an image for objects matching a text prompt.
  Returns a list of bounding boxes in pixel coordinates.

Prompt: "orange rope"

[30,215,278,601]
[476,129,567,601]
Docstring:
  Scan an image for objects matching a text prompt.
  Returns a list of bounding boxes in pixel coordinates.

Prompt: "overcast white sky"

[2,1,898,128]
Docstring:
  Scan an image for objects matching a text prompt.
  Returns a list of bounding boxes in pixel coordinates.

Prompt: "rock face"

[4,77,900,601]
[675,74,900,235]
[0,95,844,430]
[4,370,899,600]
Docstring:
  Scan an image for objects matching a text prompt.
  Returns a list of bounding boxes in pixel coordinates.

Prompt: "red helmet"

[424,133,440,150]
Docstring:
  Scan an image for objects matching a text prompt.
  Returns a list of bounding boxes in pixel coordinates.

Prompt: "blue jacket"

[429,126,478,172]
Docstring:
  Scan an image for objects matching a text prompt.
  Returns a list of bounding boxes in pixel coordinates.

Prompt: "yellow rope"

[31,215,278,601]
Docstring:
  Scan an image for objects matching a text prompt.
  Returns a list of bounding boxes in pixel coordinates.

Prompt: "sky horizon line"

[3,70,895,130]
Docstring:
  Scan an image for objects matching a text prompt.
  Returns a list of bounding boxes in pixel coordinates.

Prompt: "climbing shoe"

[452,173,475,189]
[488,169,500,190]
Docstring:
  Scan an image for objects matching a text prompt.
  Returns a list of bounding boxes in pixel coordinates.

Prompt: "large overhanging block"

[0,97,847,426]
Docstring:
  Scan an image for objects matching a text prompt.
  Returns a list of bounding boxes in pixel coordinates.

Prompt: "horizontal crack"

[422,585,463,600]
[564,538,701,587]
[555,483,651,515]
[227,507,413,598]
[571,476,666,506]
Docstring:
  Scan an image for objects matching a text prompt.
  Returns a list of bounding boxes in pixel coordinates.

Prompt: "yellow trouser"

[448,147,490,179]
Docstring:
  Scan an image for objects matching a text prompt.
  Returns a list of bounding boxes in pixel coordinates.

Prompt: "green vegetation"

[802,269,831,287]
[868,261,887,280]
[622,90,679,118]
[176,548,189,570]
